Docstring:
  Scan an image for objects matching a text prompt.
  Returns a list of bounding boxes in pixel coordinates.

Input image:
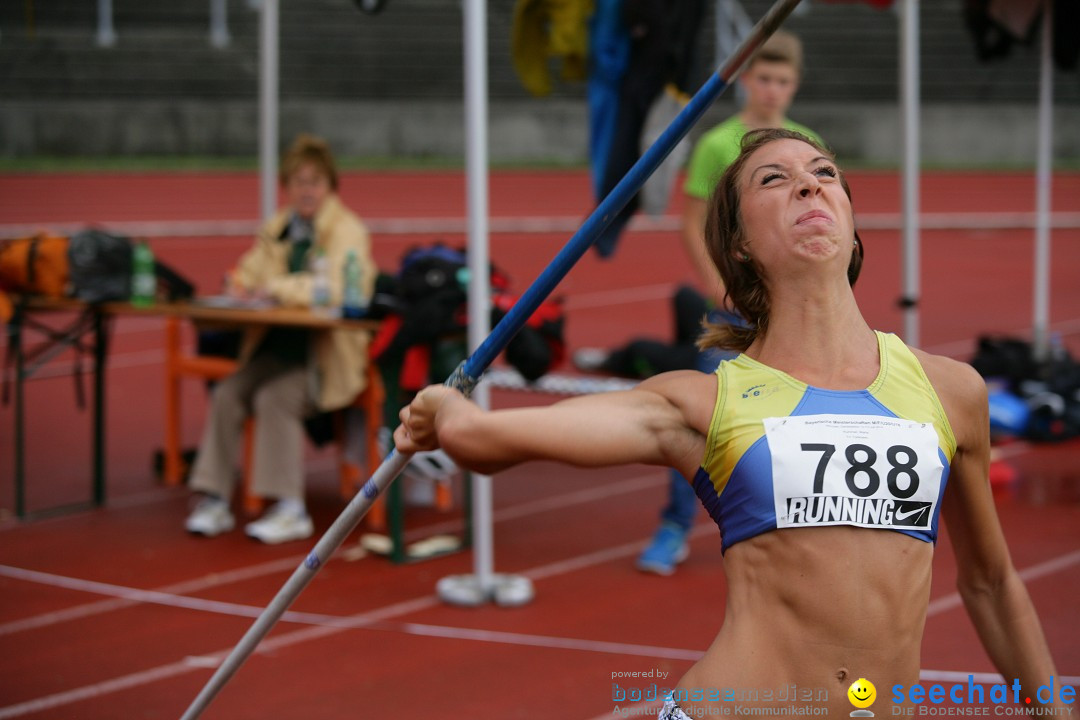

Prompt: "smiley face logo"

[848,678,877,709]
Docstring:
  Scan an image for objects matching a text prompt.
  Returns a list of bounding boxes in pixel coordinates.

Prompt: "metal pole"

[1032,0,1053,361]
[900,0,920,346]
[258,0,279,222]
[210,0,231,48]
[464,0,494,598]
[96,0,116,47]
[436,0,534,608]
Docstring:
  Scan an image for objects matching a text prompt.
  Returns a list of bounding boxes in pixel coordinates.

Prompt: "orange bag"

[0,234,70,322]
[0,234,70,297]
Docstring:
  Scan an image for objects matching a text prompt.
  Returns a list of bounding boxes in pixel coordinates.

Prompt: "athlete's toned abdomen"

[677,527,931,717]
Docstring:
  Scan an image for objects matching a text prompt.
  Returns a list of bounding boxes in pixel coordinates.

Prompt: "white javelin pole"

[258,0,278,223]
[1032,0,1053,361]
[900,0,920,347]
[464,0,495,599]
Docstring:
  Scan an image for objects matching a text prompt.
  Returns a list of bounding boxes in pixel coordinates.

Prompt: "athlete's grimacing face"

[847,678,877,709]
[737,139,855,274]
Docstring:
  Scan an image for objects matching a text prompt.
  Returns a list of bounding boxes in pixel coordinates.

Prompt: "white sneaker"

[185,496,235,537]
[244,502,314,544]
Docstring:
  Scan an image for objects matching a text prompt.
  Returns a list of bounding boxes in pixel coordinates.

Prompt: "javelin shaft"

[181,1,801,716]
[180,450,410,720]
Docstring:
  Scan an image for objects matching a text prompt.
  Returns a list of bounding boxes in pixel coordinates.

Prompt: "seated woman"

[395,129,1065,717]
[185,134,377,544]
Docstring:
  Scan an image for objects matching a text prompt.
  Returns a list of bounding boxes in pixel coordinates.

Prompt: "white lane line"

[402,472,664,542]
[925,548,1080,617]
[0,594,442,720]
[0,556,304,636]
[5,286,1080,385]
[564,283,676,311]
[990,442,1034,461]
[0,473,665,635]
[524,524,715,584]
[3,210,1080,241]
[0,522,710,639]
[390,622,702,661]
[0,525,701,718]
[0,660,209,720]
[6,310,1080,383]
[922,318,1080,359]
[1,539,1077,717]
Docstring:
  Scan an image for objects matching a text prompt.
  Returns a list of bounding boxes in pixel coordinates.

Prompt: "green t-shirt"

[683,116,824,200]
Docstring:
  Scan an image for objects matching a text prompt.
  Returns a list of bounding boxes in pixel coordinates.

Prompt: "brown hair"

[749,30,803,76]
[279,133,339,191]
[697,127,864,353]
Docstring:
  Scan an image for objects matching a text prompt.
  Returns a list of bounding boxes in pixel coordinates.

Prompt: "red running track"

[0,169,1077,719]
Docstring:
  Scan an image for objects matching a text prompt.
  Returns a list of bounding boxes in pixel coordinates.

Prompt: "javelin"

[181,0,803,716]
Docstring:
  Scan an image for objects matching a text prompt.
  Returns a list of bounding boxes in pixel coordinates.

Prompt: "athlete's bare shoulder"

[638,370,719,438]
[909,347,988,448]
[909,348,985,401]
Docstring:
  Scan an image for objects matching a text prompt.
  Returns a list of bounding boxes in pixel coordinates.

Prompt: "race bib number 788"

[763,414,944,531]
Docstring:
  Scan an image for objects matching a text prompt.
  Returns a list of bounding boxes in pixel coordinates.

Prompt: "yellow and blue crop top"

[694,331,956,554]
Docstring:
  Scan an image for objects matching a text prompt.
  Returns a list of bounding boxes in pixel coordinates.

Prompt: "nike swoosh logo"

[894,505,929,523]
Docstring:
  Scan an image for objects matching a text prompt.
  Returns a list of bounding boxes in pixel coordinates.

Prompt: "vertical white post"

[463,0,494,597]
[96,0,117,47]
[1032,1,1053,361]
[258,0,279,222]
[210,0,231,48]
[900,0,920,346]
[438,0,532,608]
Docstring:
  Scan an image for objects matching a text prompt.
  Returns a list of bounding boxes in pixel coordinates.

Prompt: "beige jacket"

[232,194,377,411]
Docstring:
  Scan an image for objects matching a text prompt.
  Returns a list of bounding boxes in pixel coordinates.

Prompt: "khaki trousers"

[189,354,313,502]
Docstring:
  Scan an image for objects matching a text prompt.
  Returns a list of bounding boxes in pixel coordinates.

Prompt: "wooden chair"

[162,316,387,528]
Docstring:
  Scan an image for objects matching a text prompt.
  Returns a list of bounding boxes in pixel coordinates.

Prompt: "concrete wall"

[2,0,1077,166]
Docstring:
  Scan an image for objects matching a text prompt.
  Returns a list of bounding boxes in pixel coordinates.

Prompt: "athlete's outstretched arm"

[393,373,706,477]
[925,354,1064,707]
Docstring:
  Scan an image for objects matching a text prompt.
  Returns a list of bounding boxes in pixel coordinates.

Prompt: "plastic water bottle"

[342,249,367,319]
[311,250,331,308]
[131,240,156,307]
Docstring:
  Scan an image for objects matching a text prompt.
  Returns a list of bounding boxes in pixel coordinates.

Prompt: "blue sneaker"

[636,522,690,576]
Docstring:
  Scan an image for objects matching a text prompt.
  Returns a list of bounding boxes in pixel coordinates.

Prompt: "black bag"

[68,229,132,303]
[68,229,195,303]
[970,335,1044,387]
[971,334,1080,442]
